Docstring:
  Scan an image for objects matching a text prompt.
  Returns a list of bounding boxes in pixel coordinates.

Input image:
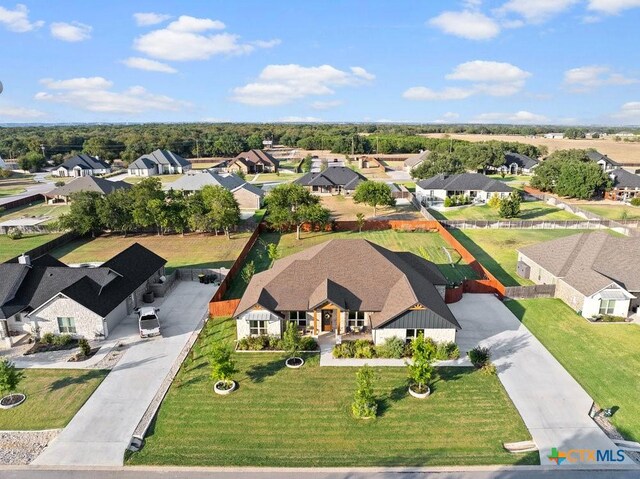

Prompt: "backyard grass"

[0,369,107,430]
[249,172,303,183]
[0,233,62,263]
[0,201,70,223]
[450,229,600,287]
[506,298,640,442]
[0,187,25,197]
[224,229,479,299]
[321,194,422,221]
[429,200,580,222]
[52,231,253,272]
[487,174,530,186]
[127,317,537,467]
[123,174,183,185]
[575,203,640,221]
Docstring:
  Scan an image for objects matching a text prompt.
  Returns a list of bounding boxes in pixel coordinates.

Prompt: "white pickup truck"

[137,307,161,338]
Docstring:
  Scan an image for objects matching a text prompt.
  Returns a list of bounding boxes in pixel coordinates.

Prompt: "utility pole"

[40,144,46,159]
[351,137,354,157]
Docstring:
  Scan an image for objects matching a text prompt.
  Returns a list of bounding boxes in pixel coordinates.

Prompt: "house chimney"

[18,254,31,266]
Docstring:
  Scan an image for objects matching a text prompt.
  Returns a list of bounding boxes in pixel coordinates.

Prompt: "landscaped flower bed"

[236,335,318,351]
[589,314,628,323]
[332,337,459,360]
[24,333,77,356]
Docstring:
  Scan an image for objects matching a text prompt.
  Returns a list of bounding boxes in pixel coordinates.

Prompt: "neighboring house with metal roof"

[233,239,460,344]
[404,150,431,172]
[227,149,279,174]
[499,152,539,175]
[604,168,640,201]
[587,150,621,172]
[517,232,640,319]
[54,154,111,177]
[0,243,166,345]
[169,170,265,211]
[44,176,130,204]
[128,149,192,176]
[294,166,366,195]
[415,173,512,205]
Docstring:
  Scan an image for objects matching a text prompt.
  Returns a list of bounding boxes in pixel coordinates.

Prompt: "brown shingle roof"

[234,239,459,329]
[235,149,279,168]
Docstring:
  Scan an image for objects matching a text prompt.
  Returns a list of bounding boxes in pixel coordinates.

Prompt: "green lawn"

[224,230,479,299]
[507,299,640,442]
[576,204,640,221]
[450,229,599,286]
[0,201,70,223]
[249,172,303,183]
[0,187,25,197]
[0,233,62,263]
[487,174,530,186]
[430,200,580,221]
[0,369,107,430]
[127,317,537,467]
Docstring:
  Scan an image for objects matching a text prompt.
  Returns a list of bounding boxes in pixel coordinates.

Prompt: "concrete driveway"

[449,294,635,467]
[32,281,217,467]
[0,173,54,206]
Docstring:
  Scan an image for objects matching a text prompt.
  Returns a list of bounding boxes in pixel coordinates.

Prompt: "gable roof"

[128,157,158,170]
[168,171,265,197]
[131,149,190,169]
[234,149,279,168]
[504,152,539,170]
[295,167,366,190]
[518,231,640,296]
[404,150,431,168]
[59,154,110,171]
[586,150,621,167]
[609,168,640,189]
[416,173,512,193]
[44,176,130,198]
[234,239,459,330]
[0,244,166,319]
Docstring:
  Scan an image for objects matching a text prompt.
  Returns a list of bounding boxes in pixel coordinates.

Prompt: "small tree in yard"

[352,365,377,419]
[210,344,237,390]
[283,321,303,366]
[487,193,501,209]
[241,260,255,285]
[407,333,435,396]
[353,181,396,217]
[355,212,366,233]
[0,358,24,402]
[498,190,522,219]
[266,243,281,263]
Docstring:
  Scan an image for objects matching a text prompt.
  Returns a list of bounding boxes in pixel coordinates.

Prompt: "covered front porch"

[310,303,371,337]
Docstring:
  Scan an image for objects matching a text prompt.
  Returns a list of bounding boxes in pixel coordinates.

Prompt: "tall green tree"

[131,177,164,230]
[265,184,331,240]
[410,152,465,180]
[57,191,103,236]
[18,151,45,172]
[353,181,396,217]
[201,185,241,238]
[407,333,436,395]
[96,188,134,236]
[498,190,522,218]
[0,359,24,400]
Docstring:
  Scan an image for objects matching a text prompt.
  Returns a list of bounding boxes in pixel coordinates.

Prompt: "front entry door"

[321,310,333,331]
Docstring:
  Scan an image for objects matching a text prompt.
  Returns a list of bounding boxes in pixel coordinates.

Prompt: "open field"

[128,317,537,467]
[225,229,479,299]
[123,174,183,185]
[507,298,640,442]
[321,195,422,221]
[52,232,253,272]
[0,187,26,197]
[449,229,601,286]
[0,369,107,430]
[422,133,640,164]
[574,203,640,220]
[430,200,580,222]
[249,172,303,183]
[0,233,62,263]
[0,202,70,223]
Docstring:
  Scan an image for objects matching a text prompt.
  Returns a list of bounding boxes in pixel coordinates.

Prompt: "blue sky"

[0,0,639,125]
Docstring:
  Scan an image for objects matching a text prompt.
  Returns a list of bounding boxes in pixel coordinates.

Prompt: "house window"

[599,299,616,315]
[347,311,365,328]
[14,313,21,323]
[406,329,426,342]
[57,317,77,334]
[249,320,267,336]
[289,311,307,327]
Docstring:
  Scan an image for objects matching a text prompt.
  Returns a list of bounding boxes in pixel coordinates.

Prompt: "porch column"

[313,310,317,335]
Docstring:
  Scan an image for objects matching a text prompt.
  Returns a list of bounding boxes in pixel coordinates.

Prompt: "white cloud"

[50,22,92,42]
[35,77,189,114]
[564,65,637,92]
[428,10,500,40]
[432,112,461,123]
[278,116,323,123]
[0,4,43,32]
[133,12,172,26]
[0,103,45,119]
[311,100,343,110]
[496,0,580,23]
[122,57,177,74]
[587,0,640,14]
[472,110,549,123]
[404,60,530,101]
[612,101,640,122]
[231,64,375,106]
[133,15,277,61]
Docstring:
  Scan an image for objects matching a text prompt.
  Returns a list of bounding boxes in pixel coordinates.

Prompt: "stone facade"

[32,296,104,339]
[372,327,456,345]
[233,187,263,211]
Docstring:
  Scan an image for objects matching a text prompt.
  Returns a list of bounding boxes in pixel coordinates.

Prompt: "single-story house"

[604,168,640,201]
[44,176,130,204]
[0,155,7,170]
[587,150,621,173]
[169,170,265,211]
[404,150,431,172]
[128,149,192,176]
[227,149,279,174]
[234,239,460,344]
[0,243,166,344]
[499,152,539,175]
[415,173,512,205]
[357,156,385,172]
[294,167,366,195]
[54,154,111,177]
[517,231,640,319]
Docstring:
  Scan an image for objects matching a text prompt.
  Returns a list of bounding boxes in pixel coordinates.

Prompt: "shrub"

[487,193,501,209]
[436,341,460,360]
[7,228,23,240]
[481,363,497,375]
[354,339,375,359]
[352,365,377,419]
[40,332,55,345]
[268,335,284,350]
[630,197,640,207]
[53,334,73,346]
[376,336,406,358]
[468,346,491,368]
[443,197,452,208]
[599,315,626,323]
[78,338,91,357]
[299,336,318,351]
[333,341,356,358]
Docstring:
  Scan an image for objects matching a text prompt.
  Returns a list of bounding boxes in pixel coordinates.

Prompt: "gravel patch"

[0,430,60,465]
[92,341,128,370]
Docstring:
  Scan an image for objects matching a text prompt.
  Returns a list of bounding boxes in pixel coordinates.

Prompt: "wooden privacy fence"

[0,193,44,211]
[504,284,556,299]
[210,299,240,317]
[6,231,78,263]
